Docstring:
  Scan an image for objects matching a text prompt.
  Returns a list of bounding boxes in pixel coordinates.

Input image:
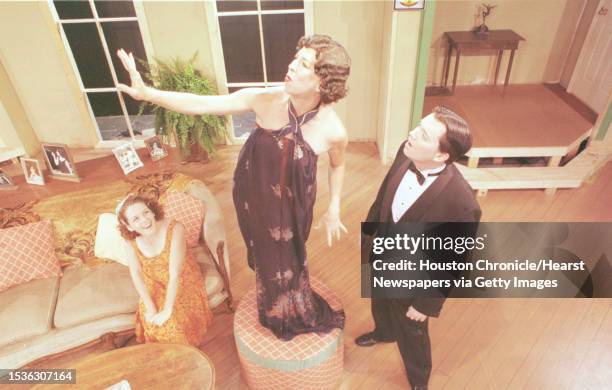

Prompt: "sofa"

[0,172,232,369]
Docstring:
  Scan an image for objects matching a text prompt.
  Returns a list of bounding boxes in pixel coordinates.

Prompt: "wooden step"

[456,142,612,195]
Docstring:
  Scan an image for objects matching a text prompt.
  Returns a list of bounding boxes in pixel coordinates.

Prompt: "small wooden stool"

[234,278,343,390]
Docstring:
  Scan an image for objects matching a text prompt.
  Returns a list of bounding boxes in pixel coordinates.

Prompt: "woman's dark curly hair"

[116,194,164,240]
[297,35,351,104]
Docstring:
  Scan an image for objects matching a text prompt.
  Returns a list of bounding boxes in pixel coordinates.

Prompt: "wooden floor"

[423,85,593,148]
[2,143,612,389]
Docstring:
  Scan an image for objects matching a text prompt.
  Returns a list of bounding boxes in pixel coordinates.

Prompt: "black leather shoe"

[354,331,394,347]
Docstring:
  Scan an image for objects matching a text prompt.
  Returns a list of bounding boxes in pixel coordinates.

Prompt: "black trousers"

[372,299,432,389]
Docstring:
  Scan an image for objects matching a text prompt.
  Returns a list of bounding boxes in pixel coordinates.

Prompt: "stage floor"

[423,84,593,149]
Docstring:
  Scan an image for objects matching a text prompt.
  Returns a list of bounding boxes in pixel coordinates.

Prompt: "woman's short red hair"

[116,194,164,240]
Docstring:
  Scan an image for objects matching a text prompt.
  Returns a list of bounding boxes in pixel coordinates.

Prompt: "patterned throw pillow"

[164,191,205,248]
[0,220,62,292]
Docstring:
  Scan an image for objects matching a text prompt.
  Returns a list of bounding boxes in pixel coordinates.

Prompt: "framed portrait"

[394,0,425,10]
[0,168,17,190]
[113,143,144,175]
[145,136,168,161]
[42,143,81,182]
[21,158,45,186]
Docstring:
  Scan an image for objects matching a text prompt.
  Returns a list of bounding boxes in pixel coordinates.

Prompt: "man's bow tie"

[407,162,444,185]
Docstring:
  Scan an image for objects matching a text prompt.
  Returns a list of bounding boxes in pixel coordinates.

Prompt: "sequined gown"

[233,103,345,341]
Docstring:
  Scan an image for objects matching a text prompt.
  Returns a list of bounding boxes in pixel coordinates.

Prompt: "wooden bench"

[457,142,612,196]
[465,128,592,168]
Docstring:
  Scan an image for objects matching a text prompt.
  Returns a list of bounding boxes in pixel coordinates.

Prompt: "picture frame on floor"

[0,168,17,190]
[21,158,45,186]
[145,135,168,161]
[42,142,81,182]
[113,143,144,175]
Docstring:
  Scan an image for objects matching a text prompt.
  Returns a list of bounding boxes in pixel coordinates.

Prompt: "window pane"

[262,14,304,82]
[87,92,129,140]
[229,87,257,138]
[53,0,93,20]
[64,23,114,88]
[216,0,257,12]
[219,16,263,83]
[261,0,303,11]
[101,21,148,87]
[94,0,136,18]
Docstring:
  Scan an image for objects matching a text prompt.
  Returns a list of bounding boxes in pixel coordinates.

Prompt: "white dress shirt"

[391,164,446,223]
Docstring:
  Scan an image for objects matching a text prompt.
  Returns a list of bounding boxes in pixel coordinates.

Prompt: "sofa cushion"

[94,213,128,266]
[164,191,204,248]
[54,263,138,329]
[0,276,60,347]
[0,220,62,292]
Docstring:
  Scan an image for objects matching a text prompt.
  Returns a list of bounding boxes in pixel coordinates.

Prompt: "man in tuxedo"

[356,106,481,389]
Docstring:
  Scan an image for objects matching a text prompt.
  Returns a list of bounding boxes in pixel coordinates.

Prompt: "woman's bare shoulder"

[249,87,287,110]
[318,106,347,143]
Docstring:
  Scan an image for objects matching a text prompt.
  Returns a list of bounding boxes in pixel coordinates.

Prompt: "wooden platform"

[457,142,612,196]
[424,84,594,165]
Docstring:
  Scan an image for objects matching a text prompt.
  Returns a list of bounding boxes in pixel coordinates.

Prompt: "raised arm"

[124,241,157,321]
[116,49,256,116]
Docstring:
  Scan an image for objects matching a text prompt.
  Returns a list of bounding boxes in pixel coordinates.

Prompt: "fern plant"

[138,53,226,157]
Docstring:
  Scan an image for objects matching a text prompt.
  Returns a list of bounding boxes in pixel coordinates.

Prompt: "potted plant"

[139,53,226,162]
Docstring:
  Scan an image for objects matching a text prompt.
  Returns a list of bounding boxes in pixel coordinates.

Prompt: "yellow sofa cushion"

[0,276,60,347]
[54,263,138,329]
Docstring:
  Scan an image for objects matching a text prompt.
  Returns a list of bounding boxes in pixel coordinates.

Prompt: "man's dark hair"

[433,106,473,163]
[297,34,351,104]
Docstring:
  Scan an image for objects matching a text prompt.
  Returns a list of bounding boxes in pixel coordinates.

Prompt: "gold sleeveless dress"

[131,220,213,346]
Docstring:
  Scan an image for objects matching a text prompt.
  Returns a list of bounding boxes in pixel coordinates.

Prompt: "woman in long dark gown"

[116,34,351,340]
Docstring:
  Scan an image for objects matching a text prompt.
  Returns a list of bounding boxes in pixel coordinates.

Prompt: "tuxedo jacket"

[363,141,482,317]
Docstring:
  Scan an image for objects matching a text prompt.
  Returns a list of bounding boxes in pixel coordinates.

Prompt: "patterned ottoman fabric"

[234,278,343,389]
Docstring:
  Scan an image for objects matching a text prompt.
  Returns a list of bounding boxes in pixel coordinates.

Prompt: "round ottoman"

[234,278,344,390]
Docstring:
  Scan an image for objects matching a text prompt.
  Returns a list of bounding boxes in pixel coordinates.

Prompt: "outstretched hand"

[315,209,348,247]
[116,48,149,101]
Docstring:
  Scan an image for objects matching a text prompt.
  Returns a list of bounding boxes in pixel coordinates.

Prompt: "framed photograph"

[145,136,168,161]
[42,142,81,182]
[21,158,45,186]
[394,0,425,10]
[113,143,144,175]
[0,168,17,190]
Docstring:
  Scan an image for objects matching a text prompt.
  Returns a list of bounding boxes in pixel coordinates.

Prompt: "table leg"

[468,156,479,168]
[493,49,503,86]
[443,44,452,90]
[451,48,461,95]
[503,49,516,95]
[547,156,562,167]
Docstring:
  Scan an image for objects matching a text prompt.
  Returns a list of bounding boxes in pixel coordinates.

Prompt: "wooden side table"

[32,344,215,390]
[442,29,525,95]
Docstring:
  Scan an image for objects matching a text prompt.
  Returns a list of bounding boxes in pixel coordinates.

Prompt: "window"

[50,0,153,144]
[215,0,308,137]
